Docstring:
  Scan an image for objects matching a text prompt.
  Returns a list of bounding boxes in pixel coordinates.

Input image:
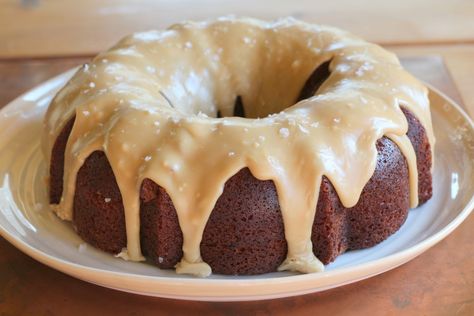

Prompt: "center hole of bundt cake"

[216,60,331,119]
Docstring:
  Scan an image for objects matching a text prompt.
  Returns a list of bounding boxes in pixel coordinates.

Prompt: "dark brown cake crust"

[140,136,410,274]
[49,118,74,204]
[49,105,432,275]
[402,107,433,204]
[73,151,127,254]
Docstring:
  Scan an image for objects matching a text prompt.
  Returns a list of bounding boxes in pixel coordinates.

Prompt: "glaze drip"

[43,17,434,277]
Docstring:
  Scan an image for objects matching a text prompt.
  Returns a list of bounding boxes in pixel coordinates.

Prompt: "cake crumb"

[104,197,112,203]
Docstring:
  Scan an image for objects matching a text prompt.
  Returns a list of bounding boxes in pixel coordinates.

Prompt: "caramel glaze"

[44,17,434,276]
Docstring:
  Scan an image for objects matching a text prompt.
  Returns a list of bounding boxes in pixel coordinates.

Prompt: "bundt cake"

[43,17,434,277]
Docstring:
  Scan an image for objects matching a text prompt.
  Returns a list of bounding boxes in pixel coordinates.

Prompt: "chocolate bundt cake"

[43,17,434,277]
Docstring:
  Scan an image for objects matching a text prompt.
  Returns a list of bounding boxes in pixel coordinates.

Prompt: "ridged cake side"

[49,107,431,275]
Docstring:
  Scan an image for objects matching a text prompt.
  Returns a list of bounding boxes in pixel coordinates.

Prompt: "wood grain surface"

[0,56,472,315]
[1,0,474,58]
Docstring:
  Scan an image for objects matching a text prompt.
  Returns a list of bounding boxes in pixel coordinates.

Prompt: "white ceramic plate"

[0,69,473,301]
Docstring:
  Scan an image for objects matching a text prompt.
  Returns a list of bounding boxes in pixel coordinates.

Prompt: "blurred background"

[1,0,473,57]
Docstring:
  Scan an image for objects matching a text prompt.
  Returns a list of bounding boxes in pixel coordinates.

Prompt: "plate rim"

[0,69,473,301]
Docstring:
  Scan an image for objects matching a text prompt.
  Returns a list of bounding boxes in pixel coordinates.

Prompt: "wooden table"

[1,1,473,314]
